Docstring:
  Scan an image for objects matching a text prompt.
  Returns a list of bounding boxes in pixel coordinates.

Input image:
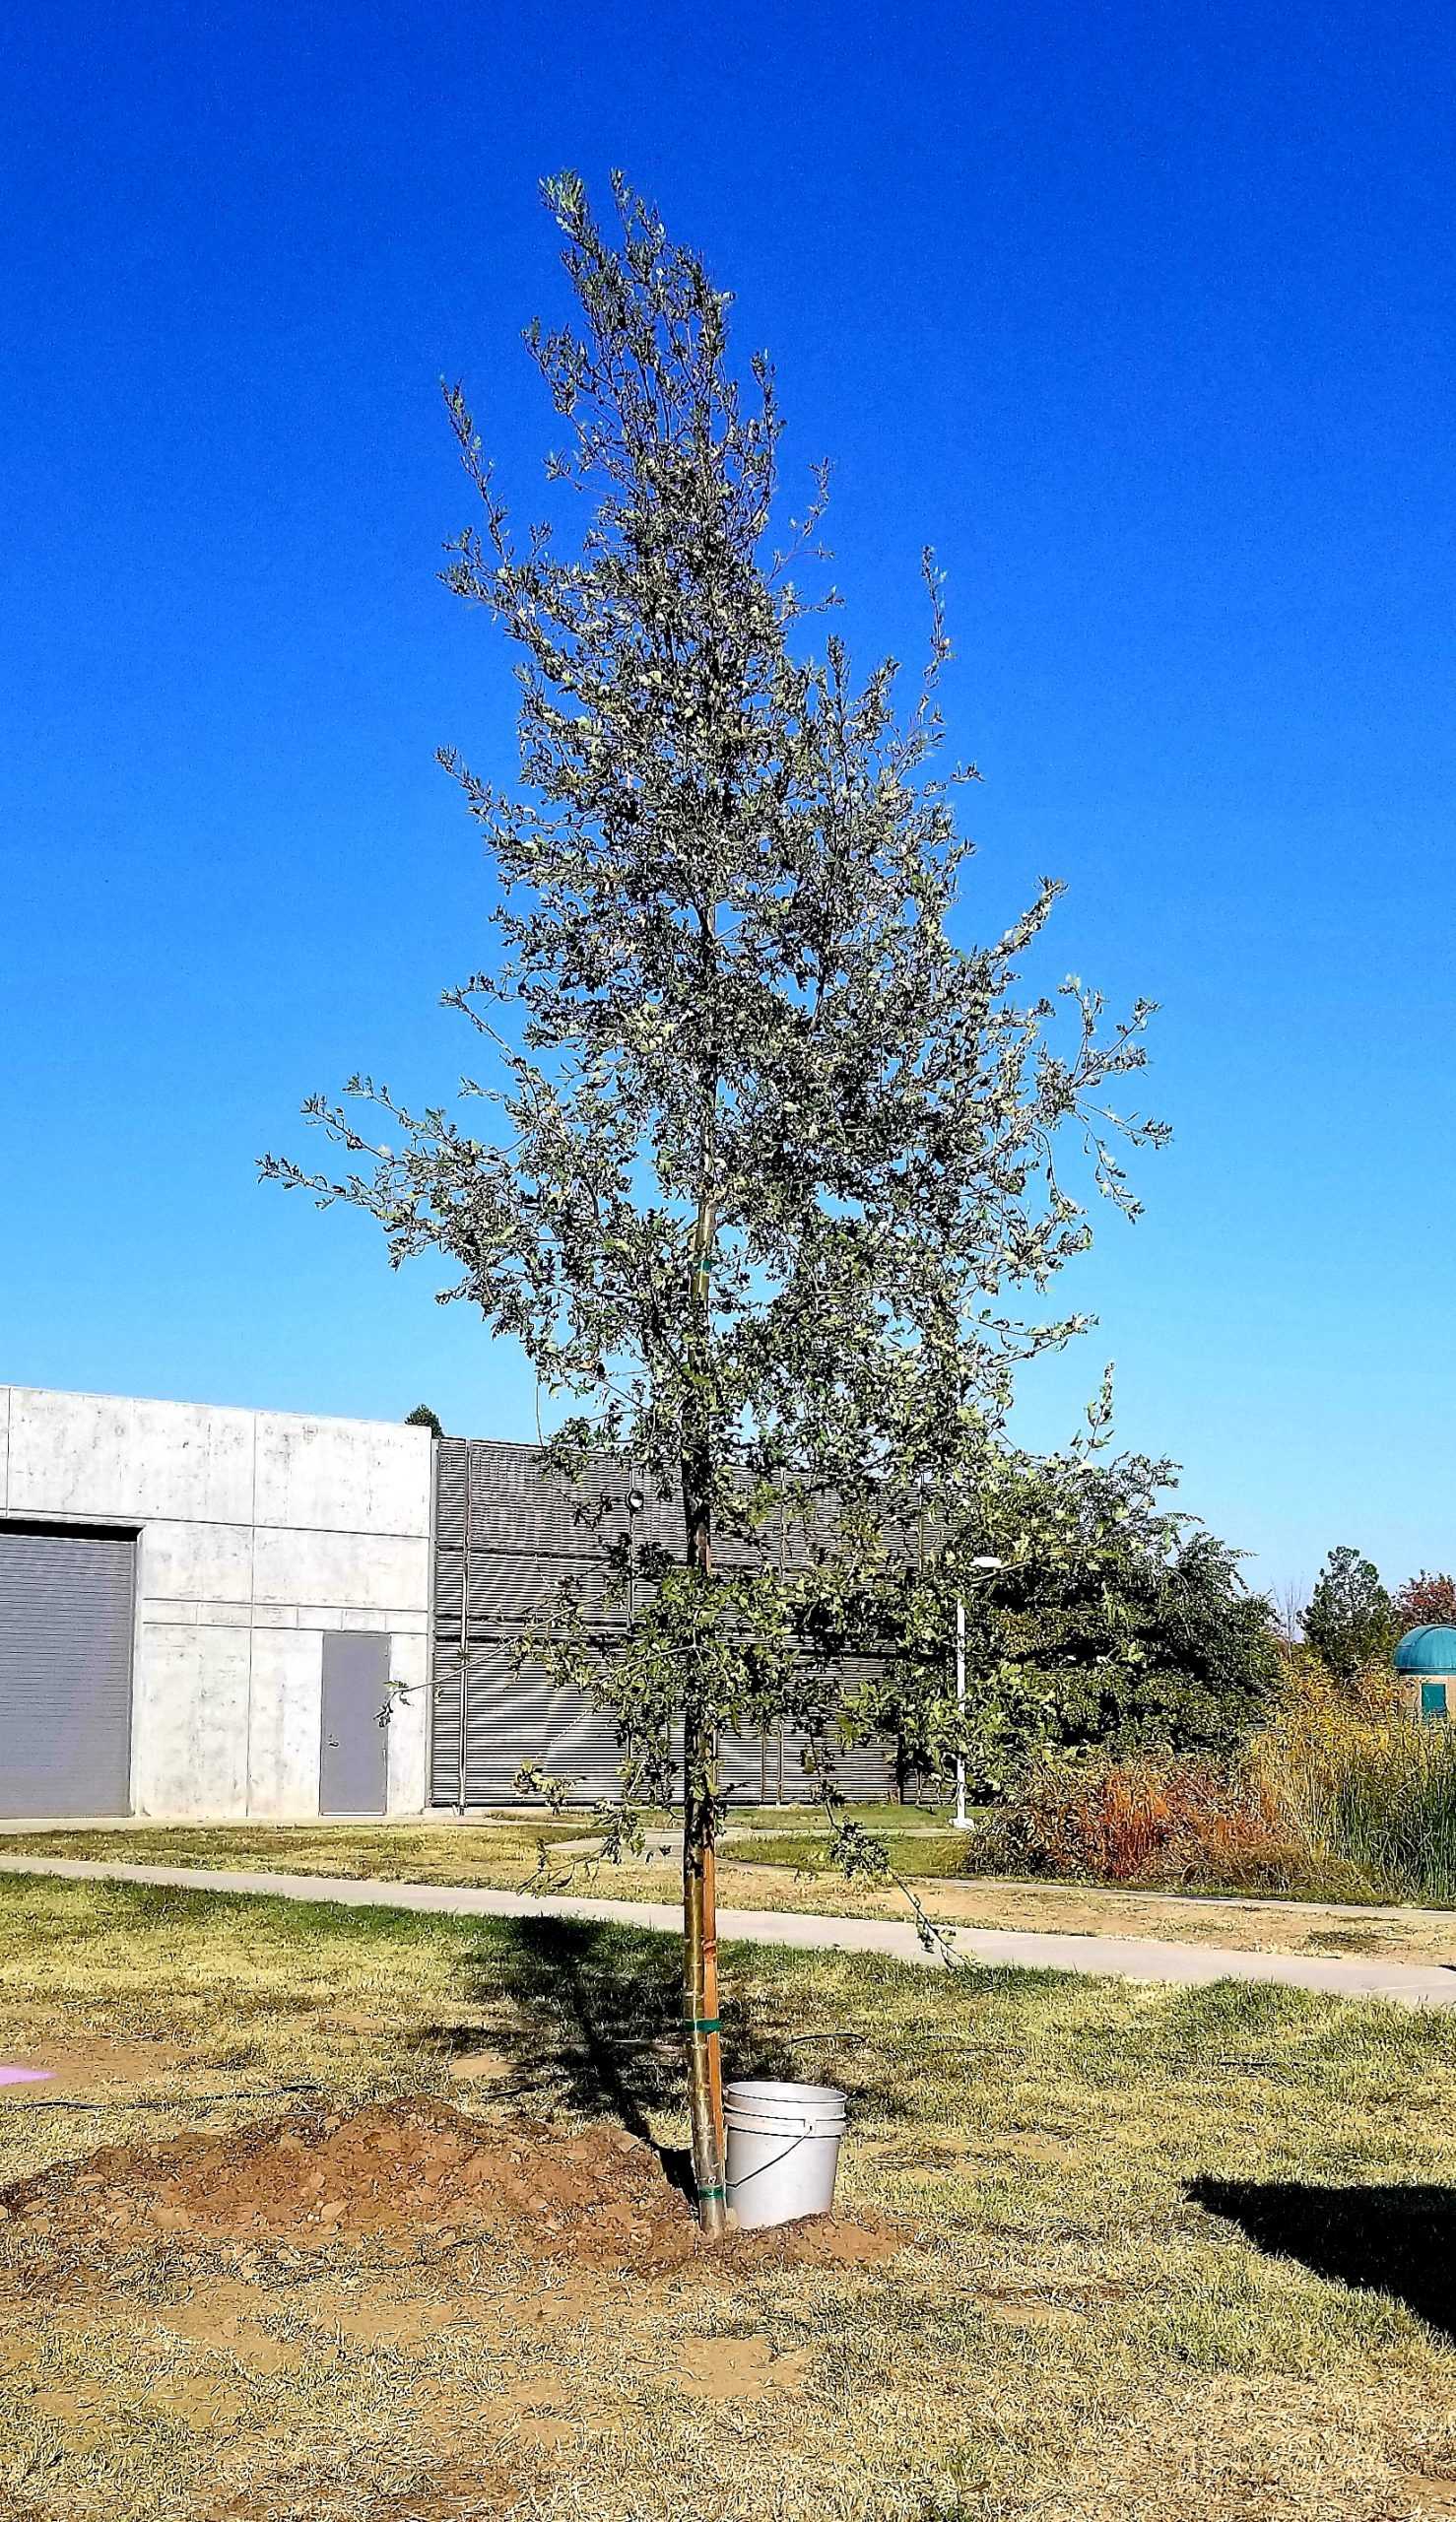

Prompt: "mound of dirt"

[0,2097,896,2276]
[1,2098,695,2270]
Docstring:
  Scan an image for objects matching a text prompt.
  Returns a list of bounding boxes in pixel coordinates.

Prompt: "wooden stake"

[683,1769,728,2238]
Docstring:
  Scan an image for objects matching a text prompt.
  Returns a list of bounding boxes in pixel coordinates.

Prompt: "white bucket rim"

[724,2079,846,2110]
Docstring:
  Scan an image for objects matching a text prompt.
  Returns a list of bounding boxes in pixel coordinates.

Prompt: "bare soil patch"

[0,2036,185,2102]
[1396,2482,1456,2519]
[674,2333,811,2399]
[0,2094,894,2278]
[149,2277,312,2371]
[215,2461,510,2522]
[975,2278,1131,2328]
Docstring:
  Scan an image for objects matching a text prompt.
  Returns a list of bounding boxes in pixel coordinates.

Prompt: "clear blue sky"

[4,0,1452,1606]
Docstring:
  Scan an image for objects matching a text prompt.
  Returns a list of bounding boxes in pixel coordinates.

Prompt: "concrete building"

[0,1383,891,1821]
[0,1385,433,1821]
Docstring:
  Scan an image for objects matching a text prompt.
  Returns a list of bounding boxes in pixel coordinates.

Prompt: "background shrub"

[1392,1570,1456,1630]
[1251,1658,1456,1904]
[1301,1546,1397,1681]
[972,1660,1456,1905]
[971,1752,1304,1892]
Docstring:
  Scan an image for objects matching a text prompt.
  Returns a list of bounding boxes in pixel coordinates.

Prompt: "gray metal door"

[0,1524,135,1819]
[319,1631,389,1816]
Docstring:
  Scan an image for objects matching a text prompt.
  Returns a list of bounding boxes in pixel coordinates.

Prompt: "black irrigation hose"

[2,2080,324,2114]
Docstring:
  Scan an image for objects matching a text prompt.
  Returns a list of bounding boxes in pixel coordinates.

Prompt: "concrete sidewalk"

[5,1852,1456,2010]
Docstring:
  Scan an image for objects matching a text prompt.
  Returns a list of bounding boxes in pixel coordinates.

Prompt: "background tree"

[1392,1571,1456,1632]
[405,1403,445,1439]
[817,1410,1278,1801]
[264,173,1164,2232]
[1302,1546,1397,1682]
[1275,1579,1305,1653]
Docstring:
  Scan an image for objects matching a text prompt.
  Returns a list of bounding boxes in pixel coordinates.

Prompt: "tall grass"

[1252,1661,1456,1904]
[972,1660,1456,1905]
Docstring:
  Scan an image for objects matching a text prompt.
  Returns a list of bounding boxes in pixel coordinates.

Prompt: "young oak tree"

[263,173,1165,2234]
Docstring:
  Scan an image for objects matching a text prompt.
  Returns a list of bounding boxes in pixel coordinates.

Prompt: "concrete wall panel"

[253,1414,431,1540]
[7,1389,255,1525]
[140,1519,254,1606]
[385,1630,430,1813]
[248,1630,325,1820]
[135,1626,250,1817]
[252,1525,430,1615]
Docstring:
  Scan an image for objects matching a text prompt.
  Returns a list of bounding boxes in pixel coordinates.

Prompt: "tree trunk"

[682,1167,727,2237]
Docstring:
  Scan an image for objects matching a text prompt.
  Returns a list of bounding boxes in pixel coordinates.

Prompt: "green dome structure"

[1394,1626,1456,1675]
[1395,1626,1456,1724]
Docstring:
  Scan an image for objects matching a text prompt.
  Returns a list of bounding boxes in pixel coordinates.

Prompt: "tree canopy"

[1392,1571,1456,1633]
[1302,1546,1396,1681]
[805,1405,1278,1799]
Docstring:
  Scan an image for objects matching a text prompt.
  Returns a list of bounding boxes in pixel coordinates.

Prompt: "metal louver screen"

[429,1646,465,1808]
[433,1439,468,1551]
[460,1649,629,1805]
[428,1442,892,1808]
[0,1524,136,1819]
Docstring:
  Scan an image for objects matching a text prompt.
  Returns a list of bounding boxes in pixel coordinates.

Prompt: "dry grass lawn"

[6,1819,1456,1968]
[1,1874,1455,2520]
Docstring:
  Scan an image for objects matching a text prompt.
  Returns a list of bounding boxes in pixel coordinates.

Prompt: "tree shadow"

[423,1917,812,2205]
[1189,2175,1456,2342]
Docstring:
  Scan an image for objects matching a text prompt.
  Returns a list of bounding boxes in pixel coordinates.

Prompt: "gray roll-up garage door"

[0,1525,135,1819]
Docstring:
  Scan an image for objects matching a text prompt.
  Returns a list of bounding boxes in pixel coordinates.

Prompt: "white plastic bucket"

[724,2079,847,2230]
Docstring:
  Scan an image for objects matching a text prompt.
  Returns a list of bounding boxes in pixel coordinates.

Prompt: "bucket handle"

[725,2132,824,2191]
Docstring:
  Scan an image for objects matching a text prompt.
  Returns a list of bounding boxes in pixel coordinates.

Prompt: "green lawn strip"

[729,1826,971,1877]
[727,1800,956,1834]
[0,1817,976,1893]
[0,1816,1400,1907]
[0,1820,585,1880]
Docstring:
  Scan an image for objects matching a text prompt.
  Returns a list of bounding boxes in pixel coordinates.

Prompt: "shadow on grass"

[1190,2175,1456,2341]
[428,1917,811,2202]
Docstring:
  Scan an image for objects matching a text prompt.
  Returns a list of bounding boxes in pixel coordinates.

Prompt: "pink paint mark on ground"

[0,2066,53,2086]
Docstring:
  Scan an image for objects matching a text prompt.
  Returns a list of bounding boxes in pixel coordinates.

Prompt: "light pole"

[954,1558,1003,1830]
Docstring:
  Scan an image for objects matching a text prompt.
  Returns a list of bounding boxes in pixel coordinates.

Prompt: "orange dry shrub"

[977,1655,1434,1900]
[981,1752,1302,1891]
